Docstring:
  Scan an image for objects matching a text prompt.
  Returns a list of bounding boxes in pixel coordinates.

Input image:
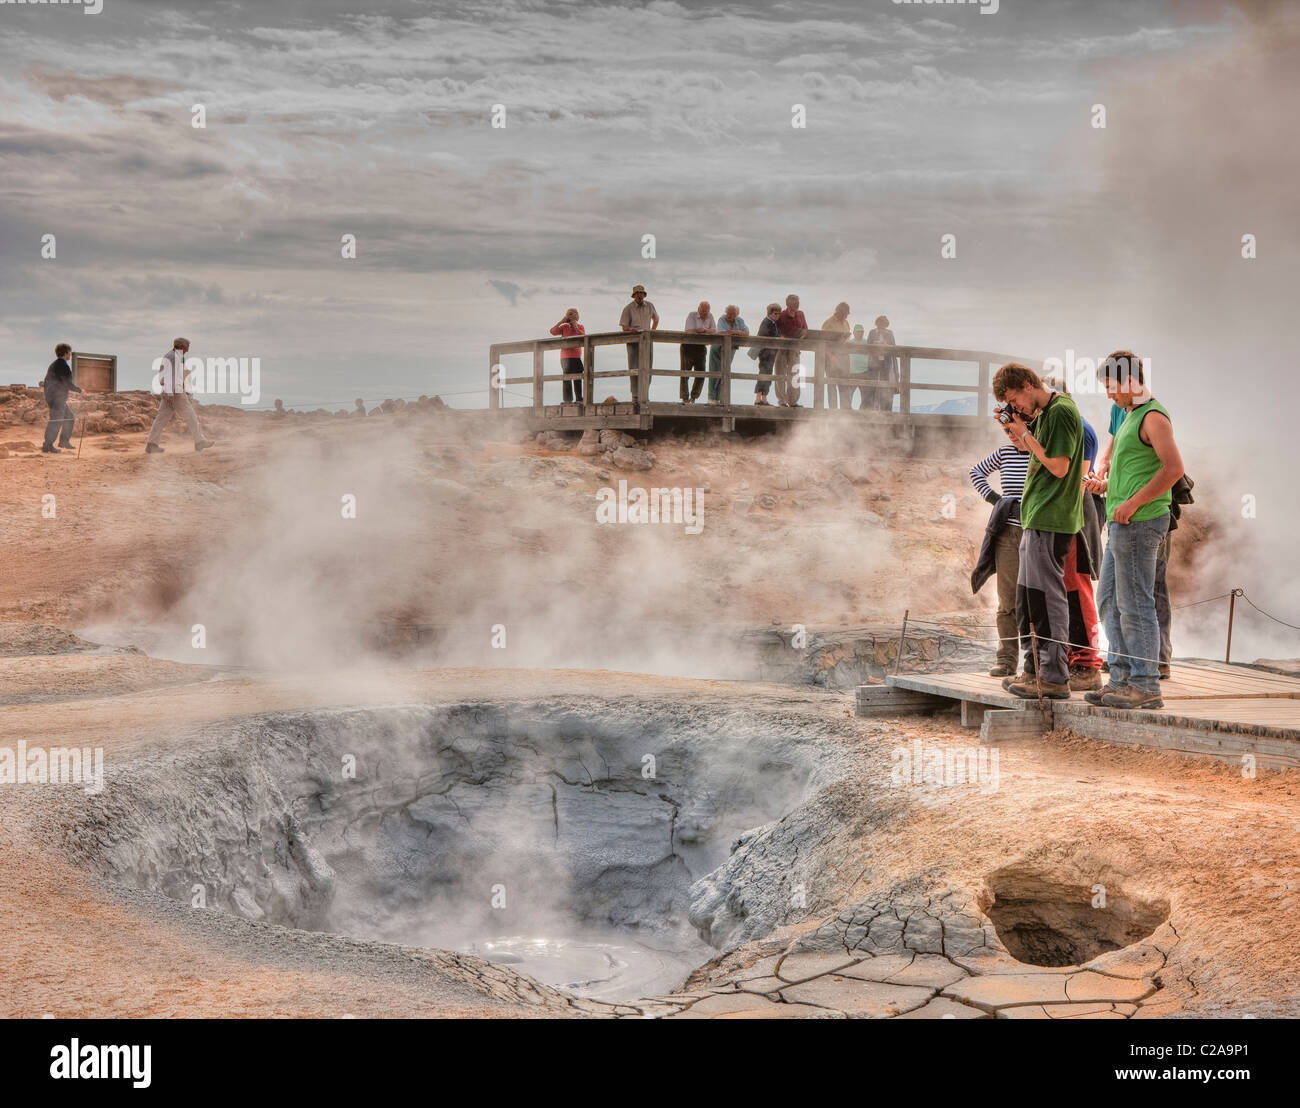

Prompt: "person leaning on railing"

[709,305,748,404]
[821,302,852,410]
[751,303,782,406]
[864,315,898,412]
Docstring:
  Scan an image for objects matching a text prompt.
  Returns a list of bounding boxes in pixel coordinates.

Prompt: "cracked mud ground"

[2,646,1298,1019]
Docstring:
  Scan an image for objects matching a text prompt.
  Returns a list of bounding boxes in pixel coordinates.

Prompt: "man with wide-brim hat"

[619,285,659,403]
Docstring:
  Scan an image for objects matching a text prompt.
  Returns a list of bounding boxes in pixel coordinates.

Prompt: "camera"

[994,402,1017,425]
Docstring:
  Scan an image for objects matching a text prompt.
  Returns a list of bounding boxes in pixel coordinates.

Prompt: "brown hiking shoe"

[989,663,1014,677]
[1001,671,1031,691]
[1007,678,1071,700]
[1069,667,1103,692]
[1100,685,1163,710]
[1084,683,1124,706]
[1158,663,1171,680]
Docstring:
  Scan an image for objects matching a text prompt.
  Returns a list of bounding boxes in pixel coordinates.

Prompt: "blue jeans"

[1097,513,1169,694]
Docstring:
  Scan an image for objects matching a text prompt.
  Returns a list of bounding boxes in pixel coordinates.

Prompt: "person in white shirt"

[681,301,715,403]
[146,337,213,453]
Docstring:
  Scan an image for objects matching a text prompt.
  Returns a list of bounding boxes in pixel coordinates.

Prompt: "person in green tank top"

[1084,351,1185,711]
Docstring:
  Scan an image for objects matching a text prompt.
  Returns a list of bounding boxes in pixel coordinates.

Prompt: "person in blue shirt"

[708,305,748,403]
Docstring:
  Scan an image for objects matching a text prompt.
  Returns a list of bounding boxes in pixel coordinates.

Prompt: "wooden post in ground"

[898,351,911,417]
[1226,588,1242,663]
[488,345,500,410]
[812,341,826,410]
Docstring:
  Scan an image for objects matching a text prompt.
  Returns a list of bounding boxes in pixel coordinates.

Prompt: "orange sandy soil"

[0,413,1289,1019]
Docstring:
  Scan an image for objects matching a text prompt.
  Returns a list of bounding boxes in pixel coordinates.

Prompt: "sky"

[1,0,1292,420]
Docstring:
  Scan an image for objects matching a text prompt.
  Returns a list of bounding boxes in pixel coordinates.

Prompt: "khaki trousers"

[774,349,801,405]
[148,392,205,446]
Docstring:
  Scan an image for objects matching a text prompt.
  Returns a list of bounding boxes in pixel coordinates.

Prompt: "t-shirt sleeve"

[1082,420,1097,469]
[1108,402,1125,436]
[1040,401,1081,461]
[619,306,631,328]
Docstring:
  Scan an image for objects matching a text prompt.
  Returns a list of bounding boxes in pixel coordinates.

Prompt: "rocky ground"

[0,398,1290,1020]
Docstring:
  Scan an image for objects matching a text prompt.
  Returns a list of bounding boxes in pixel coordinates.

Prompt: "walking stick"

[76,404,86,459]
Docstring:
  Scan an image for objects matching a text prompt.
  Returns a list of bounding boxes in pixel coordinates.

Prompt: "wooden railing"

[489,330,1042,419]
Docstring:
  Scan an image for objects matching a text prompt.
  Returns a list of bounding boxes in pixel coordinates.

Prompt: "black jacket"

[43,359,82,406]
[971,496,1021,594]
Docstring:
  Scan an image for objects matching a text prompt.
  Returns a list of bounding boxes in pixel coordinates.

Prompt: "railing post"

[898,351,911,416]
[721,334,732,407]
[638,330,652,411]
[489,345,500,410]
[583,335,594,412]
[813,341,826,410]
[532,344,544,410]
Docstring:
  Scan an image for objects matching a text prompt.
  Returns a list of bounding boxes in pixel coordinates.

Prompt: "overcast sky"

[0,0,1293,420]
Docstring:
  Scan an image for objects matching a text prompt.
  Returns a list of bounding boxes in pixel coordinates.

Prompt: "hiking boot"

[195,439,214,452]
[40,445,58,454]
[1158,663,1171,680]
[146,443,164,454]
[989,663,1014,677]
[1069,667,1103,692]
[1084,682,1125,706]
[1002,671,1032,690]
[1100,685,1164,710]
[1007,678,1071,700]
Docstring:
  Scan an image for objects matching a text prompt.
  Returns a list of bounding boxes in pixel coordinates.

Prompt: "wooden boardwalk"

[489,330,1042,435]
[857,662,1300,770]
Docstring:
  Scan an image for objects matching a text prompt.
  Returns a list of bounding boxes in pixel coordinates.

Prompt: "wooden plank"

[898,352,911,417]
[531,345,544,409]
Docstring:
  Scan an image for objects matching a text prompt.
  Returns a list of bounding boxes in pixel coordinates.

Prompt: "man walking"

[992,363,1085,700]
[618,285,659,404]
[147,337,213,453]
[41,342,82,454]
[1085,351,1184,710]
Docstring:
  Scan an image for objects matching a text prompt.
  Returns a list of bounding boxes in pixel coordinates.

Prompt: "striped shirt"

[969,444,1030,526]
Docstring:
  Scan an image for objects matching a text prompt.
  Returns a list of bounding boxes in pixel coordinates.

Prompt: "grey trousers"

[1016,528,1072,685]
[148,392,205,446]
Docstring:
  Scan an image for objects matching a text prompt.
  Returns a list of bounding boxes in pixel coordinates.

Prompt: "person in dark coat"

[41,342,81,454]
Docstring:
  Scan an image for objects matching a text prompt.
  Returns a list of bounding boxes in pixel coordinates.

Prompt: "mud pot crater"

[61,702,843,1002]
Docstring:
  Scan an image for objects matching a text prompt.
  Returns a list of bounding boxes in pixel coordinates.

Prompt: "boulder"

[609,446,655,471]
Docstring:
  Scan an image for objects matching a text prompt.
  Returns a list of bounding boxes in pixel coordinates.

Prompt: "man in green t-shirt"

[1083,351,1184,710]
[991,363,1085,699]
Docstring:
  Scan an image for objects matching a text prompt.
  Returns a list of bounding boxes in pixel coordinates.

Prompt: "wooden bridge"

[488,329,1042,435]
